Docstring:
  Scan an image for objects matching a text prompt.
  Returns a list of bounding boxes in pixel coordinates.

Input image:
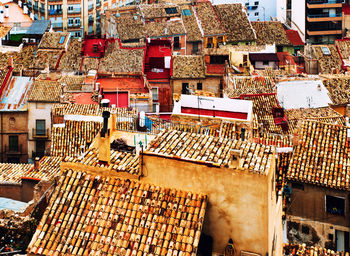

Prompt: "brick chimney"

[34,157,41,172]
[7,56,13,68]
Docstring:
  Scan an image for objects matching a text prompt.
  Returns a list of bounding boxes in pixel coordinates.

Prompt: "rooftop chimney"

[8,56,13,68]
[34,157,41,172]
[98,111,111,164]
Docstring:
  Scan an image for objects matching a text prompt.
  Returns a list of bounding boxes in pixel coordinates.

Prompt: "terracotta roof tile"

[27,169,207,255]
[0,45,37,72]
[172,55,205,79]
[285,29,304,46]
[181,6,202,42]
[284,244,340,255]
[39,32,70,50]
[287,121,350,190]
[0,163,33,183]
[31,50,63,70]
[50,120,102,157]
[214,4,255,42]
[194,2,226,36]
[116,13,145,41]
[146,130,275,173]
[139,4,181,19]
[251,21,291,46]
[321,75,350,105]
[254,133,292,148]
[28,79,61,102]
[224,76,275,98]
[145,20,186,38]
[58,39,83,72]
[309,45,342,74]
[0,26,11,38]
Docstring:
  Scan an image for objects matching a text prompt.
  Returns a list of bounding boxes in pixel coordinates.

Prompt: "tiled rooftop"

[58,75,85,91]
[254,133,292,148]
[58,39,83,72]
[180,6,202,42]
[81,57,100,73]
[52,103,137,117]
[251,21,291,46]
[335,40,350,62]
[64,148,140,175]
[29,156,62,181]
[31,50,63,70]
[28,79,61,103]
[39,32,70,50]
[172,56,205,79]
[145,20,186,38]
[214,4,255,42]
[321,75,350,105]
[224,76,275,98]
[99,42,144,74]
[284,244,340,256]
[116,13,145,41]
[0,45,37,72]
[0,26,11,38]
[0,163,33,183]
[28,169,207,255]
[310,45,342,74]
[276,152,292,190]
[287,121,350,190]
[146,130,275,173]
[286,107,345,130]
[50,120,102,157]
[194,2,226,36]
[139,4,181,19]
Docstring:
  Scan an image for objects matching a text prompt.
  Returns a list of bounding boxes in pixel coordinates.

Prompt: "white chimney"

[4,5,9,18]
[30,13,34,20]
[0,11,4,23]
[23,4,28,14]
[18,0,22,7]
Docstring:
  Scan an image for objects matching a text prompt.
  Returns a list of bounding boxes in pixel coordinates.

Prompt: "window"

[326,195,345,216]
[263,60,269,65]
[207,37,213,48]
[254,1,259,5]
[9,117,15,129]
[210,55,229,64]
[36,120,46,135]
[68,5,73,11]
[165,7,178,14]
[9,135,18,152]
[75,31,81,37]
[151,88,158,101]
[192,42,198,54]
[75,18,81,25]
[174,36,180,50]
[255,12,259,16]
[182,9,191,16]
[68,18,74,25]
[245,2,249,6]
[182,83,189,94]
[197,83,202,90]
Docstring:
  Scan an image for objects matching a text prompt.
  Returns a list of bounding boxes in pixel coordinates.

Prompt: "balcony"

[49,9,62,15]
[68,8,81,14]
[32,128,49,139]
[96,1,101,7]
[40,7,45,13]
[307,29,342,35]
[307,0,342,8]
[33,5,38,11]
[68,23,81,29]
[5,145,22,155]
[307,13,341,22]
[88,3,93,10]
[27,2,32,8]
[88,18,94,25]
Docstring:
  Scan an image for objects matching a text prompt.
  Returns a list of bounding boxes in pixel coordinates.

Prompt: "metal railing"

[68,8,81,13]
[40,7,45,13]
[4,145,22,154]
[307,0,342,4]
[52,22,63,28]
[32,128,49,138]
[307,13,341,18]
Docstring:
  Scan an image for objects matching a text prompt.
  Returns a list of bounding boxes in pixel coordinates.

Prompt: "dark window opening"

[182,83,189,94]
[263,61,269,65]
[207,37,213,48]
[174,36,180,50]
[36,120,46,135]
[291,182,304,190]
[302,225,310,235]
[210,55,229,64]
[9,135,19,152]
[192,42,198,54]
[165,7,177,14]
[197,83,202,90]
[326,195,345,216]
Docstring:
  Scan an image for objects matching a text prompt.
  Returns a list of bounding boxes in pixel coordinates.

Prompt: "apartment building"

[279,0,342,44]
[13,0,112,37]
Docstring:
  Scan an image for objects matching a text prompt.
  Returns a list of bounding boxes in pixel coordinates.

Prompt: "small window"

[182,9,191,16]
[291,182,304,190]
[182,83,189,94]
[174,36,180,50]
[59,36,66,44]
[68,6,73,11]
[245,2,249,6]
[68,18,74,24]
[197,83,202,90]
[9,135,19,152]
[165,7,178,14]
[255,12,259,16]
[152,88,158,101]
[326,195,345,216]
[9,117,15,128]
[263,60,269,65]
[36,120,46,135]
[254,1,259,5]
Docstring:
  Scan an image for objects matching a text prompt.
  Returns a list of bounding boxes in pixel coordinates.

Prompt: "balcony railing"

[33,5,38,11]
[307,0,342,3]
[88,18,94,24]
[28,2,32,8]
[32,128,49,139]
[68,8,81,13]
[68,23,81,28]
[40,7,45,13]
[88,4,93,10]
[4,145,22,155]
[307,13,341,18]
[96,1,101,6]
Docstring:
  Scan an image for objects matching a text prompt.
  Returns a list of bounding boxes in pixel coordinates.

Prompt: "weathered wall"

[21,179,40,202]
[172,77,221,97]
[0,111,28,163]
[141,154,281,255]
[287,183,350,228]
[0,183,22,201]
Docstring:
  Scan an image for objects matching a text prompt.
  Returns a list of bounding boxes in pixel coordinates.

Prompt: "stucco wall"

[172,77,221,97]
[141,154,282,255]
[27,102,53,160]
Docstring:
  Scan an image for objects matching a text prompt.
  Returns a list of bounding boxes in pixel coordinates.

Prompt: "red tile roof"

[285,29,304,46]
[97,77,148,94]
[276,52,296,66]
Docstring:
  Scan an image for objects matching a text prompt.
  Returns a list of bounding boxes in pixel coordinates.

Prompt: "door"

[35,140,46,158]
[336,230,345,252]
[9,135,18,152]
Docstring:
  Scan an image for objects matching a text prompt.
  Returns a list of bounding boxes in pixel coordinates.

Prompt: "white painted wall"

[254,61,278,69]
[291,0,305,41]
[276,0,287,24]
[27,102,54,160]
